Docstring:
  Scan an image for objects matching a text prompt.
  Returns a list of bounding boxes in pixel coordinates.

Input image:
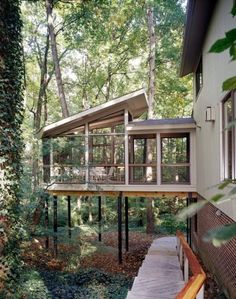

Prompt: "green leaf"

[176,201,206,221]
[210,193,224,202]
[223,76,236,91]
[209,37,232,53]
[229,44,236,60]
[231,4,236,17]
[226,29,236,42]
[218,180,230,190]
[203,223,236,247]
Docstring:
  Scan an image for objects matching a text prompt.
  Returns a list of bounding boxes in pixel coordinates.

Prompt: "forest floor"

[17,228,224,299]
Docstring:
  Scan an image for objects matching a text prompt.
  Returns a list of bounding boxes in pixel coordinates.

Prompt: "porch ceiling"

[40,89,148,138]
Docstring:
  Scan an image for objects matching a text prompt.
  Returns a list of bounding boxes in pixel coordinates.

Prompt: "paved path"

[126,236,184,299]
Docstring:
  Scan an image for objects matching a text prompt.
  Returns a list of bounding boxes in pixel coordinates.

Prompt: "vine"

[0,0,24,294]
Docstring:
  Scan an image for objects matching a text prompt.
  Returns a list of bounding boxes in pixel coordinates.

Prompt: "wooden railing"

[176,231,206,299]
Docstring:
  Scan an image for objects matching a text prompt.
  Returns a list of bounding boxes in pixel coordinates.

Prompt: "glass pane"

[162,166,190,184]
[223,97,233,179]
[161,136,189,164]
[130,166,156,184]
[133,138,156,163]
[52,136,85,166]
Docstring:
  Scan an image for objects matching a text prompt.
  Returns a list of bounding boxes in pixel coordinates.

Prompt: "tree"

[0,0,24,292]
[45,0,69,117]
[146,4,156,234]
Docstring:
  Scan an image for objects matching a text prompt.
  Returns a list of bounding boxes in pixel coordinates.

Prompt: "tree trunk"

[45,0,69,118]
[147,6,156,118]
[146,5,156,234]
[32,34,53,225]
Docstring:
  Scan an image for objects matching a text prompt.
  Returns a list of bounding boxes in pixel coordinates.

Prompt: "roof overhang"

[126,118,196,132]
[180,0,217,77]
[40,89,148,138]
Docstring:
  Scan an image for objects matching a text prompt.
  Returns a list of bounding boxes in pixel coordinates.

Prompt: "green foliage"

[231,4,236,17]
[203,223,236,247]
[222,76,236,91]
[209,4,236,91]
[16,267,131,299]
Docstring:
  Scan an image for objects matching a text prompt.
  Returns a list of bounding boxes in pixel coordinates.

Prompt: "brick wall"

[191,196,236,299]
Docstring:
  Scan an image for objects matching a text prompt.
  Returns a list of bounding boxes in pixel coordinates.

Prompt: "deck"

[127,237,184,299]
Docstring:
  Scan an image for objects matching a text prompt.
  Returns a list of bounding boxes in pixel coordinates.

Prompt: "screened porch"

[40,90,196,193]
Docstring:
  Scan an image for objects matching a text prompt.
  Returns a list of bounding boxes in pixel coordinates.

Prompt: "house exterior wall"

[193,0,236,220]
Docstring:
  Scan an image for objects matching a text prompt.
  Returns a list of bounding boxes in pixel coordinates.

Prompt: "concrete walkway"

[126,236,184,299]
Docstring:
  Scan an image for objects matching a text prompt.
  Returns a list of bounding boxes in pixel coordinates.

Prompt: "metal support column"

[67,195,72,239]
[188,192,193,248]
[186,197,189,244]
[53,195,58,257]
[118,192,123,264]
[98,196,102,242]
[45,194,49,249]
[125,196,129,252]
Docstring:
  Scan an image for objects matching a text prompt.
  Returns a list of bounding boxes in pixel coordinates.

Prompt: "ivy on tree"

[0,0,24,293]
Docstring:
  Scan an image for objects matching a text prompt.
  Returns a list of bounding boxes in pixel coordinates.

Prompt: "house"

[181,0,236,297]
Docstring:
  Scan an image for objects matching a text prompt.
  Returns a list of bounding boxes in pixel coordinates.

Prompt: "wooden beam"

[118,192,123,264]
[47,190,197,198]
[67,195,72,239]
[98,196,102,242]
[53,195,58,257]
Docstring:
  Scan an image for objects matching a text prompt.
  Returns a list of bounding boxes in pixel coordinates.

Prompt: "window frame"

[222,91,236,180]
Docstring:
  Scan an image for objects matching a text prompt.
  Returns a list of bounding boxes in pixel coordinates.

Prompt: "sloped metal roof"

[40,89,148,138]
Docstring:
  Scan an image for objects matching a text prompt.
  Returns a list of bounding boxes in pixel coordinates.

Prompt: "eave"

[180,0,217,77]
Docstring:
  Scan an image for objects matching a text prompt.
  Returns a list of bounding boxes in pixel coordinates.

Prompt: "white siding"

[194,0,236,220]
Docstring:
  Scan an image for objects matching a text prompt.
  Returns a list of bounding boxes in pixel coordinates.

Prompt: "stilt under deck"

[127,237,184,299]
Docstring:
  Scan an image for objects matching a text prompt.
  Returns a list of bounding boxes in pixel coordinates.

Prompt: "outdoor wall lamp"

[206,106,215,122]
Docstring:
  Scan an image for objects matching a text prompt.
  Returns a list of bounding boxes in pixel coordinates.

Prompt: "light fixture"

[206,106,215,122]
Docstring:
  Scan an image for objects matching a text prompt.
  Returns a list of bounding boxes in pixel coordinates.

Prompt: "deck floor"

[126,236,185,299]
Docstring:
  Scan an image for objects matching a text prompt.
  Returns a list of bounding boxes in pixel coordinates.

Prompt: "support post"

[118,192,123,264]
[124,110,129,185]
[53,195,58,257]
[188,192,192,248]
[67,195,71,239]
[184,256,189,282]
[45,193,49,249]
[125,196,129,252]
[85,122,89,183]
[98,196,102,242]
[186,197,189,244]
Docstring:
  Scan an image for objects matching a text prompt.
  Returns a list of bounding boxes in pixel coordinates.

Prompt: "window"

[129,135,157,184]
[223,93,236,180]
[161,133,190,184]
[195,57,203,97]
